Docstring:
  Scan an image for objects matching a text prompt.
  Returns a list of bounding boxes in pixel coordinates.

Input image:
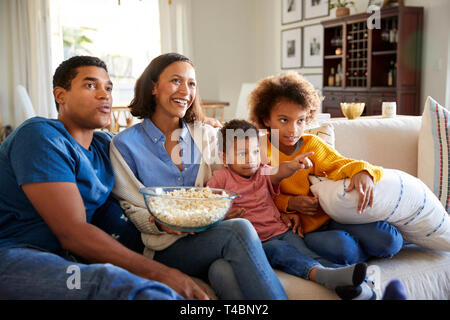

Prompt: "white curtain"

[158,0,194,61]
[2,0,56,128]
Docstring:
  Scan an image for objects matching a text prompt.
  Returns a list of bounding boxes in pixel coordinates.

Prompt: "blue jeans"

[262,231,342,280]
[304,220,404,265]
[0,245,184,300]
[153,218,288,300]
[0,197,183,300]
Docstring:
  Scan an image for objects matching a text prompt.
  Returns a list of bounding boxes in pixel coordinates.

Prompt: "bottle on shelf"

[335,64,342,87]
[328,67,335,86]
[389,19,398,43]
[381,20,390,42]
[387,60,396,86]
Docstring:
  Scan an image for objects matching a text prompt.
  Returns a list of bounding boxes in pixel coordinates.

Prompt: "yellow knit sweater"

[264,134,384,233]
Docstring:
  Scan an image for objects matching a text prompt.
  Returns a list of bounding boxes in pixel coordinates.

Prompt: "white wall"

[190,0,450,120]
[406,0,449,108]
[0,0,13,127]
[191,0,257,121]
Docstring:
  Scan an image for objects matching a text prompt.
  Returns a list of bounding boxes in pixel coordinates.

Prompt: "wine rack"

[321,6,423,117]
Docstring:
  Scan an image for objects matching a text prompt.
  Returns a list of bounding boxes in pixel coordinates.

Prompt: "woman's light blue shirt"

[113,118,201,187]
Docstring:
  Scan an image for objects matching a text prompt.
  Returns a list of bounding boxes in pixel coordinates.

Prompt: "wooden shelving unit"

[321,6,423,117]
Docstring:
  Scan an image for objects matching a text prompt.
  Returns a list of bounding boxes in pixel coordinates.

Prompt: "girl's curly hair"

[248,72,322,130]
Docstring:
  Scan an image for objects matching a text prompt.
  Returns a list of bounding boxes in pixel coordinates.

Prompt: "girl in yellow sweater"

[248,72,403,266]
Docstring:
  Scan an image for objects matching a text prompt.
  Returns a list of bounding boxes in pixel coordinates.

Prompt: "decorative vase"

[336,7,350,18]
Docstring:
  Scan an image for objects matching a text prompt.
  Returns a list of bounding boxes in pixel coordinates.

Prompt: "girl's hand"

[280,213,304,238]
[287,195,319,216]
[345,171,374,214]
[224,208,245,220]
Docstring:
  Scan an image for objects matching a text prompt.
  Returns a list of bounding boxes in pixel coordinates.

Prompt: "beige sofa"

[198,115,450,300]
[275,116,450,300]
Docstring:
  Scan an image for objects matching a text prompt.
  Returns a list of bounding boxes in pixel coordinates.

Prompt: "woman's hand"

[149,216,194,235]
[224,208,245,220]
[287,195,319,216]
[280,213,304,238]
[345,171,374,214]
[203,117,222,128]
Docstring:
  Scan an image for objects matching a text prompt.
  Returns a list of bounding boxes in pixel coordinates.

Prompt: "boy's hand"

[345,171,374,214]
[224,208,245,220]
[280,213,304,238]
[285,152,314,173]
[272,152,314,185]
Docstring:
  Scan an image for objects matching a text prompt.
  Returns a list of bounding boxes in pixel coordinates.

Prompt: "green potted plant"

[329,0,355,18]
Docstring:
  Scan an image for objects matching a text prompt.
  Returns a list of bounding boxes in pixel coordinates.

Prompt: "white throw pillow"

[305,122,335,148]
[309,169,450,252]
[418,96,450,213]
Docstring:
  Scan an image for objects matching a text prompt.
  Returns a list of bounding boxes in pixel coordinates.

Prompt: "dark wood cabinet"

[321,6,423,116]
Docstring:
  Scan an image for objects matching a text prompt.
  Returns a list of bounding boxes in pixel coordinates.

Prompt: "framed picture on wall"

[303,24,323,67]
[282,0,302,25]
[303,73,323,90]
[367,0,386,9]
[281,27,302,69]
[304,0,329,20]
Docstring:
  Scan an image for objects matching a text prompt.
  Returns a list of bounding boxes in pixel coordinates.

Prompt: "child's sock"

[335,281,377,300]
[314,263,367,290]
[382,279,407,300]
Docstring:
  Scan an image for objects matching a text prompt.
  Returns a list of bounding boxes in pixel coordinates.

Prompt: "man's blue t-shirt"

[0,117,114,253]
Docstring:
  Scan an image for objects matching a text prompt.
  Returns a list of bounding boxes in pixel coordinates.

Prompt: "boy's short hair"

[53,56,108,111]
[218,119,259,153]
[248,72,321,130]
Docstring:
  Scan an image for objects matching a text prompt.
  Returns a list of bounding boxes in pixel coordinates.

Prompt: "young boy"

[207,119,376,300]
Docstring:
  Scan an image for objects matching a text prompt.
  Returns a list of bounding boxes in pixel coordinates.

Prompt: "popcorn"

[146,187,232,228]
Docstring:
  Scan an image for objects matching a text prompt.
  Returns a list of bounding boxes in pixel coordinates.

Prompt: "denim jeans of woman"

[303,220,404,265]
[153,218,288,300]
[262,230,342,280]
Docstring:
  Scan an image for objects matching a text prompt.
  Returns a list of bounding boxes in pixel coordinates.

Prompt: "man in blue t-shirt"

[0,56,208,300]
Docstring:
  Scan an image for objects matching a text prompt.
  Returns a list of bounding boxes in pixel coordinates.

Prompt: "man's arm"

[22,181,209,300]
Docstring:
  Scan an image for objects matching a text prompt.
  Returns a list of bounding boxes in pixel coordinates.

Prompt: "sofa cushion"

[309,169,450,252]
[198,245,450,300]
[330,116,421,177]
[305,122,335,148]
[275,245,450,300]
[368,244,450,300]
[418,96,450,213]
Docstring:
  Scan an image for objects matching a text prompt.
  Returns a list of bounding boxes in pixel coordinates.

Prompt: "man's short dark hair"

[52,56,108,111]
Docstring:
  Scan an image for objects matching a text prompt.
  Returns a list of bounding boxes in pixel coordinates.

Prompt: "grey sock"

[335,281,377,300]
[315,263,367,290]
[352,281,377,300]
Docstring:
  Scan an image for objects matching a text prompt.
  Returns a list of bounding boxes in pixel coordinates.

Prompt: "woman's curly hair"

[248,72,321,130]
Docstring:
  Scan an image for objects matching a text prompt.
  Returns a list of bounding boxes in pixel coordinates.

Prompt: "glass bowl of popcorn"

[139,186,239,233]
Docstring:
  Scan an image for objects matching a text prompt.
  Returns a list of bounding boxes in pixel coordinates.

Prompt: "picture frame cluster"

[281,0,329,69]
